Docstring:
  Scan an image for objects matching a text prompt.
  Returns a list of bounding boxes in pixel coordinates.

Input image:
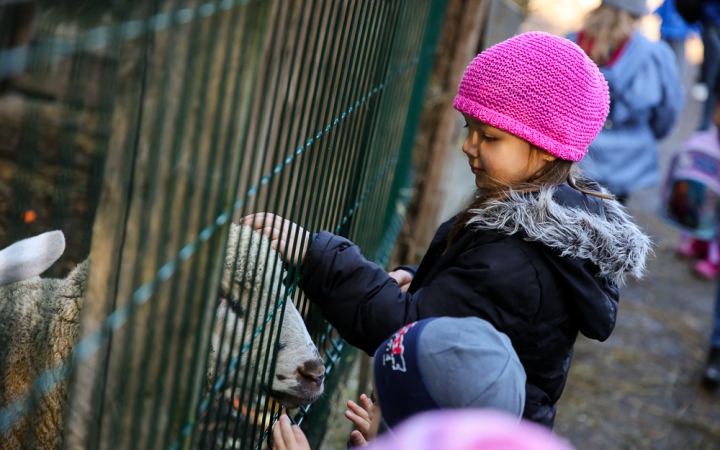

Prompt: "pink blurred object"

[368,409,575,450]
[676,236,709,259]
[693,259,719,280]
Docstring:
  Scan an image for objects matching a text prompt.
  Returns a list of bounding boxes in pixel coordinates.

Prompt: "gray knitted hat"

[374,317,526,428]
[602,0,648,16]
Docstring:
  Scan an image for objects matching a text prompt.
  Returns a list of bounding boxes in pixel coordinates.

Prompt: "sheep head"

[211,224,325,408]
[0,225,325,450]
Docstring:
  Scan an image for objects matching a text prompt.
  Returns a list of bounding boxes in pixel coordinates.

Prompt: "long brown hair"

[579,4,637,66]
[446,148,613,247]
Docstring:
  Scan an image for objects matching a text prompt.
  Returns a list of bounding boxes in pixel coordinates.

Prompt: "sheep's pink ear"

[0,230,65,285]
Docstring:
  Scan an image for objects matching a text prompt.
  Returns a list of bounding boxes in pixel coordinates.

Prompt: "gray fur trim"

[466,186,652,284]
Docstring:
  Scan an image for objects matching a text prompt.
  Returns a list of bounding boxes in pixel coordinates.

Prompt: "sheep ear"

[0,230,65,285]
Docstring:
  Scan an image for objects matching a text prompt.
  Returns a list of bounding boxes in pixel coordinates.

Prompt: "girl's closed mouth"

[470,166,483,174]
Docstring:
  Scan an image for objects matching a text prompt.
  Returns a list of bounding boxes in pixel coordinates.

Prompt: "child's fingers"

[240,213,276,229]
[344,408,365,424]
[278,415,298,446]
[240,215,282,239]
[346,400,370,421]
[344,409,370,431]
[347,399,368,414]
[272,418,287,450]
[360,395,375,420]
[388,271,412,291]
[360,394,374,409]
[291,425,310,448]
[242,213,294,234]
[350,430,368,447]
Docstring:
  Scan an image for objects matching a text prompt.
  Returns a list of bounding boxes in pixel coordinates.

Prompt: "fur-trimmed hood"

[465,183,652,285]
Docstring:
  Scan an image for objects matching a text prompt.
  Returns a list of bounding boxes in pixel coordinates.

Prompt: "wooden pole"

[390,0,490,266]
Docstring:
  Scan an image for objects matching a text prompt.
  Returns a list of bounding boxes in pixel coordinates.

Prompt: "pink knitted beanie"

[453,32,610,162]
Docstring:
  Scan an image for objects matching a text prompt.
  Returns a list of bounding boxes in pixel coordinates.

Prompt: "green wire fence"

[0,0,447,448]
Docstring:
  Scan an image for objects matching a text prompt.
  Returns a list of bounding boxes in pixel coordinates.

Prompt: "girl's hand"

[345,393,375,444]
[388,270,413,292]
[272,414,311,450]
[240,213,310,266]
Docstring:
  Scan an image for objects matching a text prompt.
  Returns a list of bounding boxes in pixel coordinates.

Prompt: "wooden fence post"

[389,0,490,265]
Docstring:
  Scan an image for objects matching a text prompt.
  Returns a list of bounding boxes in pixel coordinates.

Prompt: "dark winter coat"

[300,183,651,428]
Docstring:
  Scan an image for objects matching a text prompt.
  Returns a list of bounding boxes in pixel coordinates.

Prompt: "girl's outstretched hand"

[240,213,310,266]
[345,393,375,446]
[272,414,310,450]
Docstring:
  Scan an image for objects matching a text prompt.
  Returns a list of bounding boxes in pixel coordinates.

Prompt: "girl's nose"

[462,134,478,157]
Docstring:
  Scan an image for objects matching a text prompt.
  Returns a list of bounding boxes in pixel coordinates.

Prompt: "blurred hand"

[388,269,413,292]
[350,430,369,447]
[345,393,375,446]
[240,213,310,266]
[272,414,311,450]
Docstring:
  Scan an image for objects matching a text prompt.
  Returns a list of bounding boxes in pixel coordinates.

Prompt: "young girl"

[570,1,683,204]
[244,31,652,428]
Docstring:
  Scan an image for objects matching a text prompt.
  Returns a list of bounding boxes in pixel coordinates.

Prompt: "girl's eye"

[463,123,469,128]
[483,134,497,142]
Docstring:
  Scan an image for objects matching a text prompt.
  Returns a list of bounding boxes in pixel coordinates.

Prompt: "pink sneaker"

[694,259,719,280]
[678,238,710,259]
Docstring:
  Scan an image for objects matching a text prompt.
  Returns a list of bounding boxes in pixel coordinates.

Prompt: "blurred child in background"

[661,92,720,388]
[700,92,720,388]
[666,103,720,280]
[571,0,684,204]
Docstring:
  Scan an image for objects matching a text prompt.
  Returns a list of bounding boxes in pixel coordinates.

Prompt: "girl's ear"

[538,150,557,163]
[529,146,557,164]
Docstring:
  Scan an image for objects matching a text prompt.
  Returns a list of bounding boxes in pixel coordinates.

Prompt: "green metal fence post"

[381,0,448,244]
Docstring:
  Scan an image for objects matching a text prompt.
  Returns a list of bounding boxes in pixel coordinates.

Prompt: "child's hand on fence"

[240,213,310,266]
[388,269,412,292]
[272,414,311,450]
[345,393,375,445]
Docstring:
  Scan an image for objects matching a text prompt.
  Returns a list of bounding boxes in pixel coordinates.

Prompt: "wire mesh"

[0,0,447,448]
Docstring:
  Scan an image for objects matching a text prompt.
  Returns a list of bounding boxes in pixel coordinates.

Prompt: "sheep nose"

[298,359,325,387]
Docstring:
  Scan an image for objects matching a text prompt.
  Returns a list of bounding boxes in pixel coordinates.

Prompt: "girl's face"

[461,115,555,188]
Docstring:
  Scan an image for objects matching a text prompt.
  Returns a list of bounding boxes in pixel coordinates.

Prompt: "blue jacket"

[704,1,720,26]
[655,0,696,39]
[570,31,684,195]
